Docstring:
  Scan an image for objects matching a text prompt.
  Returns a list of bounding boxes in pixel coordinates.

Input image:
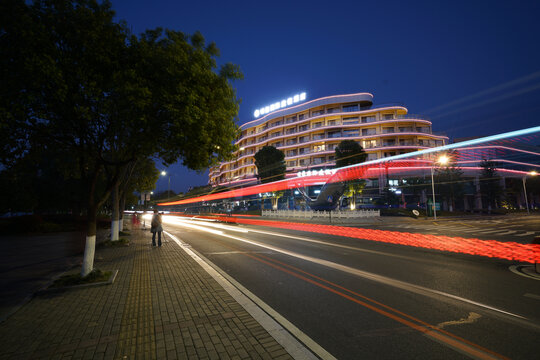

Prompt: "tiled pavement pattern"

[0,229,293,360]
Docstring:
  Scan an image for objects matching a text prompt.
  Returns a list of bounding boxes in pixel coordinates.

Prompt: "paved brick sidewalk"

[0,229,293,360]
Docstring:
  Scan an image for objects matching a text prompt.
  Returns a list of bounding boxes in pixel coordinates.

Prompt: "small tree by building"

[254,146,286,184]
[335,140,367,168]
[435,152,464,212]
[479,159,503,213]
[254,146,286,210]
[335,140,367,209]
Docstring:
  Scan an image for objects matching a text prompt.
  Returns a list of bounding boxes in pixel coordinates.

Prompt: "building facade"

[209,92,448,187]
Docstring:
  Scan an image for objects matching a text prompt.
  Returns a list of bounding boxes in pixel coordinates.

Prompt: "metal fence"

[261,209,380,219]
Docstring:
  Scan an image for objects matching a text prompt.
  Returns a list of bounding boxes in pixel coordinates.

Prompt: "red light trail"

[189,215,540,264]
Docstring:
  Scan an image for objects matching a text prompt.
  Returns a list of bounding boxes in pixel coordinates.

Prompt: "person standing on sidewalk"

[150,209,163,247]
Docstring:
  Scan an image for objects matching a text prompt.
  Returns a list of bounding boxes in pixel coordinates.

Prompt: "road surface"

[163,215,540,359]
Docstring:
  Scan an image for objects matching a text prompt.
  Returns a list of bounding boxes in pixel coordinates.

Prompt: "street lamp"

[523,171,538,215]
[430,155,449,220]
[161,170,170,199]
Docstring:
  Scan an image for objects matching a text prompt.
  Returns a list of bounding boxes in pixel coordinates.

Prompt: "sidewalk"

[0,228,294,360]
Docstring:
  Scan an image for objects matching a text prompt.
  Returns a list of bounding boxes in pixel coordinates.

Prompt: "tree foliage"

[334,140,367,208]
[1,0,242,275]
[335,140,367,168]
[254,146,286,184]
[479,159,503,210]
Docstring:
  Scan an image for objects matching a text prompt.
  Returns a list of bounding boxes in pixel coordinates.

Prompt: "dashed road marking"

[496,231,517,236]
[436,312,482,329]
[524,293,540,301]
[515,231,536,237]
[206,251,274,255]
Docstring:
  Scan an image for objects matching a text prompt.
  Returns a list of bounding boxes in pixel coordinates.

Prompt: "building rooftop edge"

[240,92,374,130]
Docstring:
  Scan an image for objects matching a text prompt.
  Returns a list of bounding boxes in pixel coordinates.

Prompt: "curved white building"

[209,92,448,186]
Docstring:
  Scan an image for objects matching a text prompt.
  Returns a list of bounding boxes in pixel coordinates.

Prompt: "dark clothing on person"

[151,213,163,246]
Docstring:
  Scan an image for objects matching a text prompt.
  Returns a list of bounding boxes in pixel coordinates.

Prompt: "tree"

[110,158,159,236]
[479,159,503,213]
[0,146,83,214]
[435,152,464,212]
[402,177,430,208]
[335,140,367,168]
[131,159,160,196]
[254,146,286,184]
[1,0,242,276]
[335,140,367,209]
[342,180,366,210]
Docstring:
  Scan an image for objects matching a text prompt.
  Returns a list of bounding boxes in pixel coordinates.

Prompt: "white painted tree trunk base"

[111,220,120,241]
[119,218,124,232]
[81,235,96,277]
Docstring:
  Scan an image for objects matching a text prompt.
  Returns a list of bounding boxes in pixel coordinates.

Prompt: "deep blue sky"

[110,0,540,194]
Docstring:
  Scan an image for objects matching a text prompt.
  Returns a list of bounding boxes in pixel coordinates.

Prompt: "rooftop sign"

[253,92,306,118]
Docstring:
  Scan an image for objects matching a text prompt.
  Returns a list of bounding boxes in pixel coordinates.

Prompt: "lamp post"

[161,170,170,199]
[430,155,449,220]
[523,171,538,215]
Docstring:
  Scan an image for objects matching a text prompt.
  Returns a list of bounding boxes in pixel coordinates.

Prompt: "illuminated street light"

[161,171,171,199]
[523,171,538,215]
[430,155,449,220]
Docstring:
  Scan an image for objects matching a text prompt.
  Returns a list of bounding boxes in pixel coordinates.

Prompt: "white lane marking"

[515,231,536,237]
[474,230,505,234]
[169,222,528,321]
[169,218,445,265]
[163,216,248,234]
[164,231,331,360]
[524,293,540,300]
[495,231,517,236]
[220,223,452,265]
[436,312,481,329]
[206,251,274,255]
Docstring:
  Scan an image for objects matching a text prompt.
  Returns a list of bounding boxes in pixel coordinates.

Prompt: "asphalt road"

[164,215,540,359]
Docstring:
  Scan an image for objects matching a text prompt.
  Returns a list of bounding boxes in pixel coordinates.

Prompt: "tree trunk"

[272,197,278,210]
[111,183,120,241]
[119,193,125,232]
[81,203,97,277]
[350,193,356,210]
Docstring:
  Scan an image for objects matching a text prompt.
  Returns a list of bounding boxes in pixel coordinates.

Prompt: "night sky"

[110,0,540,194]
